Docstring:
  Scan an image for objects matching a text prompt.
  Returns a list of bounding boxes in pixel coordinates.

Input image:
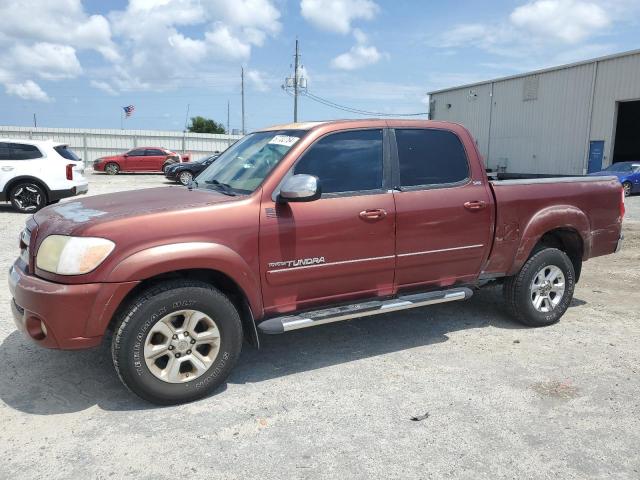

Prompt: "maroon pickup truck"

[9,120,624,404]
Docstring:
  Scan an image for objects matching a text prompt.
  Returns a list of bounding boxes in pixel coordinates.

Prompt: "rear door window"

[293,129,383,194]
[395,129,469,187]
[5,143,43,160]
[146,149,165,156]
[54,145,81,161]
[0,142,11,160]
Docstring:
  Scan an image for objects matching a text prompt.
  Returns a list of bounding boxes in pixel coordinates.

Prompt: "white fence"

[0,126,243,166]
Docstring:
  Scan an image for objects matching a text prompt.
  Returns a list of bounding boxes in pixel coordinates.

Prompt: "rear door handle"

[359,208,387,220]
[464,200,487,211]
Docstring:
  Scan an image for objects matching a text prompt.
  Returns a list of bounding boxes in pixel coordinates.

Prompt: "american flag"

[123,105,135,117]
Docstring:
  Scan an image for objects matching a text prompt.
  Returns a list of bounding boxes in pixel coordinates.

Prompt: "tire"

[622,181,632,197]
[9,182,47,213]
[178,170,193,186]
[111,280,243,405]
[105,162,120,175]
[503,247,575,327]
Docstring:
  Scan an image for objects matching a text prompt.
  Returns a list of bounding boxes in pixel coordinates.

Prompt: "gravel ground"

[0,172,638,480]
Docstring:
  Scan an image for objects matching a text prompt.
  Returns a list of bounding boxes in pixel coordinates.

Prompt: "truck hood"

[33,186,238,235]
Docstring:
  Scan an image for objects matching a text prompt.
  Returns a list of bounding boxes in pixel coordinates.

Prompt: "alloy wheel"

[143,310,221,383]
[530,265,565,313]
[179,171,193,186]
[13,185,42,212]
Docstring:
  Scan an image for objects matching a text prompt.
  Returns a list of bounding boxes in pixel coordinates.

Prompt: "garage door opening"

[613,100,640,163]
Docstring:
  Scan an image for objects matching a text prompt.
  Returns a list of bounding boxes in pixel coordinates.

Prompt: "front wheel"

[105,162,120,175]
[622,181,632,197]
[111,280,243,405]
[503,248,575,327]
[10,182,47,213]
[178,171,193,186]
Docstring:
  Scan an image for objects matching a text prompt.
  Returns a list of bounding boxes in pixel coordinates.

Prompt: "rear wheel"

[9,182,47,213]
[504,247,575,327]
[622,181,632,197]
[105,162,120,175]
[178,171,193,186]
[111,280,243,405]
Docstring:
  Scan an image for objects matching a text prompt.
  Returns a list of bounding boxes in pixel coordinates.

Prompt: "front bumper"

[8,261,137,350]
[164,169,179,180]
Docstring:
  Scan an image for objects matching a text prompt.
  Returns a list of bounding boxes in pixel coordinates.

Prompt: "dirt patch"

[531,380,580,399]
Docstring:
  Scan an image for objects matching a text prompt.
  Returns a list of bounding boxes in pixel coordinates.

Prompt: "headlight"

[36,235,115,275]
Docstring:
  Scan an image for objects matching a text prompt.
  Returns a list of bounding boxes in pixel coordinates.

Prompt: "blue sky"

[1,0,639,132]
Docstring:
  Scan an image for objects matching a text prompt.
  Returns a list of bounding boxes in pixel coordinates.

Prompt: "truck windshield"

[195,130,305,194]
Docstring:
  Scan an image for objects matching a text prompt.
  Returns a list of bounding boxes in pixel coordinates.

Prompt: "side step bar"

[257,287,473,334]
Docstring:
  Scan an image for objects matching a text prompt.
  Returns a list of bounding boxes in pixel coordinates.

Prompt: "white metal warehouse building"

[428,49,640,175]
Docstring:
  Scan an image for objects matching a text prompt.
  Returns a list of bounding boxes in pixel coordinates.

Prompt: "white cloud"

[510,0,610,43]
[301,0,379,34]
[438,0,624,57]
[10,43,83,80]
[331,45,383,70]
[90,80,118,96]
[205,24,251,60]
[331,28,384,70]
[106,0,281,91]
[430,0,635,71]
[0,0,117,101]
[5,80,51,102]
[246,69,270,91]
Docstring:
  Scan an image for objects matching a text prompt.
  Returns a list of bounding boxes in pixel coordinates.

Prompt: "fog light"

[25,316,47,340]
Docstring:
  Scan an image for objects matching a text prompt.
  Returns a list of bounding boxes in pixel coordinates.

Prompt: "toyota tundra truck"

[8,120,625,405]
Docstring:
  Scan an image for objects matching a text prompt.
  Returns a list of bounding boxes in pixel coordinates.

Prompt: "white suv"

[0,139,89,213]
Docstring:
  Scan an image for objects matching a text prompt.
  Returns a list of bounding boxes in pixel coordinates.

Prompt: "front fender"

[105,242,263,316]
[509,205,591,275]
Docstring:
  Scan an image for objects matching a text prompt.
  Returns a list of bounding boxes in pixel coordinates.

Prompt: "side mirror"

[279,174,321,202]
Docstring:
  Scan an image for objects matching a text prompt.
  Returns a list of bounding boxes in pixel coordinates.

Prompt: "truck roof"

[257,119,448,132]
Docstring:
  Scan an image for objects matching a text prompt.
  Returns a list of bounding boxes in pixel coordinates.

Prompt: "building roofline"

[427,48,640,95]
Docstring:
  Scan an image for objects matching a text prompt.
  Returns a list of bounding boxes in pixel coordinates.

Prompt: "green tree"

[187,116,226,134]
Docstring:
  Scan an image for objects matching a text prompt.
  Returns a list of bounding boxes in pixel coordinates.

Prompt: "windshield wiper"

[204,179,237,196]
[187,179,198,190]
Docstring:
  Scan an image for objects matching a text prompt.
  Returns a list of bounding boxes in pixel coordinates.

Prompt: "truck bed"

[484,175,623,277]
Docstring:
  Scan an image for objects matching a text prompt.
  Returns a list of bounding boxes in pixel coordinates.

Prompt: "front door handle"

[464,200,487,211]
[359,208,387,220]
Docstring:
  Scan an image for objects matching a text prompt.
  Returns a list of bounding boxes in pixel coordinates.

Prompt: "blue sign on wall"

[588,140,605,173]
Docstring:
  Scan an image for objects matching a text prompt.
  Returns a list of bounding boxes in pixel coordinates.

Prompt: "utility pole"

[293,39,299,122]
[227,100,231,146]
[241,67,245,135]
[282,39,306,122]
[33,113,37,128]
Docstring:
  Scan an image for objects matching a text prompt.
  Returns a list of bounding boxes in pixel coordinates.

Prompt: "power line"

[301,90,428,117]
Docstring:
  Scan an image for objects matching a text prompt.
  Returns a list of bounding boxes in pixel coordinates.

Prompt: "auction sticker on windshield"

[268,135,300,147]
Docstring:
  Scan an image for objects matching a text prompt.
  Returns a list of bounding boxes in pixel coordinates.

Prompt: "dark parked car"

[165,154,219,185]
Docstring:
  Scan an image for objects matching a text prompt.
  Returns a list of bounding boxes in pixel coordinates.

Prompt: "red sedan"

[93,147,182,175]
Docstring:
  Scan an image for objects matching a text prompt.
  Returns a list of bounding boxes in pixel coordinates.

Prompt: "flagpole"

[120,108,123,130]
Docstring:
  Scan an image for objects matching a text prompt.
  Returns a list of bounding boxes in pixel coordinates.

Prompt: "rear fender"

[509,206,590,275]
[106,242,263,317]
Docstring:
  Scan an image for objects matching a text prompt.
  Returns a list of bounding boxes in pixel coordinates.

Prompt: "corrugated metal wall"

[590,54,640,164]
[0,126,243,166]
[429,83,492,160]
[430,51,640,175]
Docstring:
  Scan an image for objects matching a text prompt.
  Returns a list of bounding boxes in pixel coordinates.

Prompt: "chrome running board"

[257,287,473,334]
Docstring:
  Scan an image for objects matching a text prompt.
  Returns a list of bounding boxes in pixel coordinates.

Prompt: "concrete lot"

[0,173,638,479]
